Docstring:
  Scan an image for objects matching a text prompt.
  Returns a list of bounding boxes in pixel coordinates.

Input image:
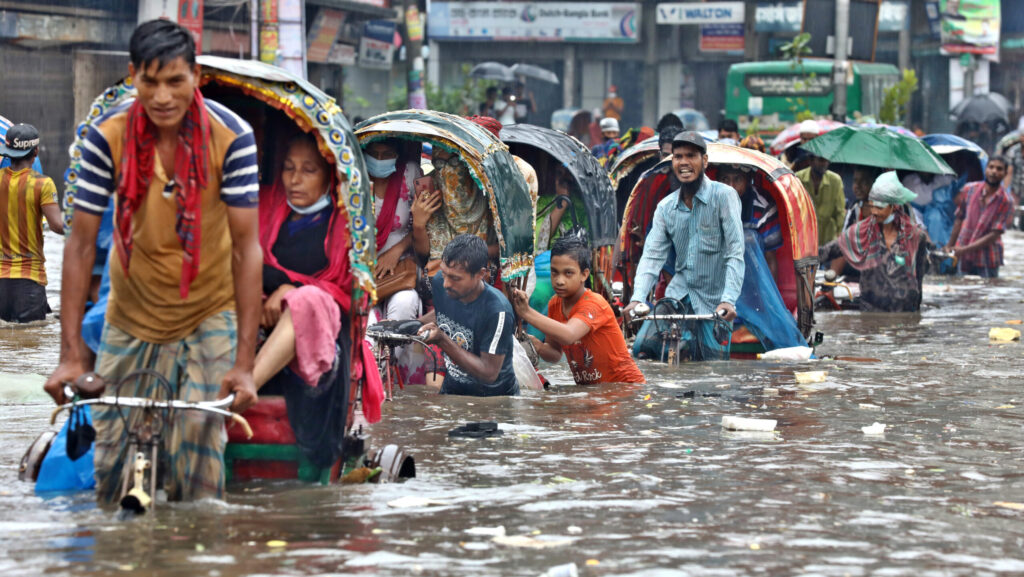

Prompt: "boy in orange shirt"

[512,236,645,385]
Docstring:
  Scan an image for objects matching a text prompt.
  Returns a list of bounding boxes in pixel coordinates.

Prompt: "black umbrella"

[950,92,1011,125]
[470,62,515,83]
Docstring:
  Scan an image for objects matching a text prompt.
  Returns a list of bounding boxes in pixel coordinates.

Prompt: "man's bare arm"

[43,210,100,403]
[220,205,262,412]
[41,204,65,235]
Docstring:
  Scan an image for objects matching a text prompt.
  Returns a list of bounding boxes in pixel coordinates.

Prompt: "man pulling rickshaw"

[44,20,261,503]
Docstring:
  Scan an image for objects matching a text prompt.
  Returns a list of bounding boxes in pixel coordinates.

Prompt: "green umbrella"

[801,126,954,175]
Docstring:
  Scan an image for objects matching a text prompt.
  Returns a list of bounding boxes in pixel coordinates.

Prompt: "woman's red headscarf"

[258,136,352,312]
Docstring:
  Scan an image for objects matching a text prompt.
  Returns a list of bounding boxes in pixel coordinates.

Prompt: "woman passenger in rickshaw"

[411,144,499,278]
[363,138,426,383]
[252,132,354,391]
[535,166,589,253]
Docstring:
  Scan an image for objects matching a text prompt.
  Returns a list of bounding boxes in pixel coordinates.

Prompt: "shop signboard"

[178,0,203,53]
[427,2,640,43]
[744,73,832,97]
[359,37,393,69]
[755,1,907,33]
[307,8,346,63]
[328,43,357,66]
[939,0,1000,56]
[700,23,744,52]
[657,2,744,25]
[360,20,395,69]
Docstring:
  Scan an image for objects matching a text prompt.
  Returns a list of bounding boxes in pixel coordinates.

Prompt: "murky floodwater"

[2,231,1023,576]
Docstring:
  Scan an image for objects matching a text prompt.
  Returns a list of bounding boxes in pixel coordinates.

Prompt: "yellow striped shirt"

[0,167,57,285]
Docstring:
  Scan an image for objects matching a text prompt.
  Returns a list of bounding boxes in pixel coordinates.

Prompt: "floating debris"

[794,371,828,384]
[721,416,777,432]
[862,422,886,435]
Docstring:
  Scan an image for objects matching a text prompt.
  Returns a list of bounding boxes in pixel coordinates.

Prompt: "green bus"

[725,60,900,136]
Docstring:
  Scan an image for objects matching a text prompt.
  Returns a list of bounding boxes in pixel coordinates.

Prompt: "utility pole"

[963,53,976,100]
[250,0,258,60]
[402,0,426,109]
[831,0,849,121]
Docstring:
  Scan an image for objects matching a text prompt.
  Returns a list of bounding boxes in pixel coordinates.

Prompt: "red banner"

[179,0,204,54]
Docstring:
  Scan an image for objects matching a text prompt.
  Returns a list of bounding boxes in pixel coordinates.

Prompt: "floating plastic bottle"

[757,346,814,361]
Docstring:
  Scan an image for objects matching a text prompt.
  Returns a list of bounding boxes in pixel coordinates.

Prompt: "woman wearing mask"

[363,139,425,383]
[253,132,353,390]
[819,172,930,312]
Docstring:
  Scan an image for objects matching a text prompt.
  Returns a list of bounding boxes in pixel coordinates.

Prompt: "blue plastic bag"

[36,406,96,493]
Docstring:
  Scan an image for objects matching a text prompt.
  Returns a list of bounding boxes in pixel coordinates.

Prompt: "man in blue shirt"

[418,234,518,396]
[622,131,745,361]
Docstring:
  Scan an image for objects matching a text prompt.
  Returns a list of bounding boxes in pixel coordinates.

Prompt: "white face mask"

[882,213,895,225]
[287,186,332,215]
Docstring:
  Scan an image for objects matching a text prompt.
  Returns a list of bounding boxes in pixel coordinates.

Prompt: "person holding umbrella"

[945,156,1012,278]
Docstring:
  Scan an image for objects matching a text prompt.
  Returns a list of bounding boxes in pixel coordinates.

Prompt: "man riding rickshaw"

[617,136,817,361]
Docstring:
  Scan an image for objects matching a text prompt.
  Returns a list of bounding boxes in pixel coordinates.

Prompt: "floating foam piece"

[989,327,1021,342]
[862,422,886,435]
[794,371,827,383]
[721,416,777,432]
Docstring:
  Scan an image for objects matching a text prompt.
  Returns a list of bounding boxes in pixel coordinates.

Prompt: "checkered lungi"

[92,311,236,503]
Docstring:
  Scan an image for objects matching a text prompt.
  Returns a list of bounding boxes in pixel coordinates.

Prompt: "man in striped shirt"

[623,131,745,362]
[0,123,64,322]
[43,20,262,502]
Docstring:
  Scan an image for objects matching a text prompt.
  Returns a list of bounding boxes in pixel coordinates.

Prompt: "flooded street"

[1,232,1023,576]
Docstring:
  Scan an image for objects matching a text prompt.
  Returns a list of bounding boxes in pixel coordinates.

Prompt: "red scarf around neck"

[115,88,210,299]
[374,164,405,252]
[258,176,352,313]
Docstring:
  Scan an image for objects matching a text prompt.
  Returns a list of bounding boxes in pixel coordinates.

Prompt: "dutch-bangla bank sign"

[656,2,745,25]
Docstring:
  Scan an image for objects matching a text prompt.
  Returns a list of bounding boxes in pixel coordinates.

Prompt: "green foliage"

[780,32,812,69]
[780,33,816,122]
[744,116,761,137]
[878,69,919,126]
[343,84,370,110]
[388,63,496,114]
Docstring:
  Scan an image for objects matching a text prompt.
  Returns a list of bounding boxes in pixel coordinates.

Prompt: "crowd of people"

[2,19,1020,504]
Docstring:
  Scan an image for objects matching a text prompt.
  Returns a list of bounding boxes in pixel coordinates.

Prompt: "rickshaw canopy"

[356,109,535,279]
[63,54,374,298]
[499,124,618,248]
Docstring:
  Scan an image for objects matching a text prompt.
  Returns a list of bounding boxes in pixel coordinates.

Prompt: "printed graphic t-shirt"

[431,273,518,396]
[548,289,646,385]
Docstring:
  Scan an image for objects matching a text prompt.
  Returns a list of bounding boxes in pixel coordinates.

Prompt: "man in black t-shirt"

[418,234,518,396]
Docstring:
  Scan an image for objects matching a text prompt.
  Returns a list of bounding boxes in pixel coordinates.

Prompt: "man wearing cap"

[797,153,846,246]
[622,131,745,362]
[590,117,622,167]
[0,123,64,322]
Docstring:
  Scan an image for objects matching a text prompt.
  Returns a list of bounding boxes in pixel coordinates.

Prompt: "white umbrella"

[510,63,559,84]
[470,62,515,83]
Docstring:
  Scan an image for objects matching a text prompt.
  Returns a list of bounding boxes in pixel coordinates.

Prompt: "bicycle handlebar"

[53,386,253,439]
